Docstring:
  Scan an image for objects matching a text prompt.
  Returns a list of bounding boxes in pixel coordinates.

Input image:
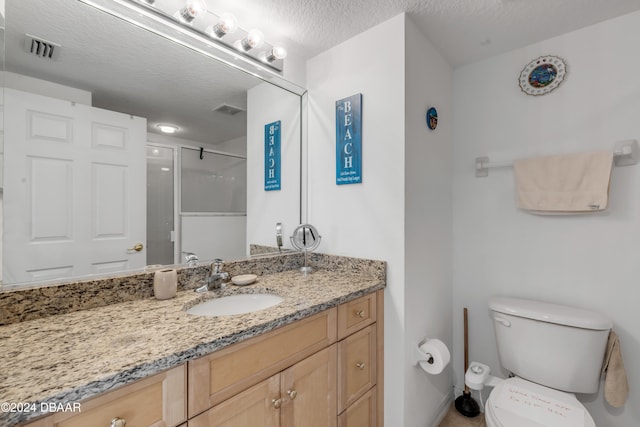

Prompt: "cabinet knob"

[355,309,366,318]
[272,398,282,409]
[356,362,366,370]
[110,418,126,427]
[287,389,298,400]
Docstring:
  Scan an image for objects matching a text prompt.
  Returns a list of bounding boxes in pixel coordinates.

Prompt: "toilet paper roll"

[154,269,177,300]
[418,339,451,375]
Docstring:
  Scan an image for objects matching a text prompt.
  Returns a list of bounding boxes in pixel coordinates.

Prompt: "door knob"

[127,243,144,252]
[110,418,126,427]
[287,389,297,400]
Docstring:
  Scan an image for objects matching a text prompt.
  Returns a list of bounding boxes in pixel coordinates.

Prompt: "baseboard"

[429,390,454,427]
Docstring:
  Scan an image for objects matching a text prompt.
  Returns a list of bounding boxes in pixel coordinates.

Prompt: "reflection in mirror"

[1,0,304,289]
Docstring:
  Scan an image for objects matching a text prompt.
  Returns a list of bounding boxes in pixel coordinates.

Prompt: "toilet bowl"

[484,377,595,427]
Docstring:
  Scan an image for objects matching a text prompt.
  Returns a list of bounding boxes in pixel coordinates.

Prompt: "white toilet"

[466,296,612,427]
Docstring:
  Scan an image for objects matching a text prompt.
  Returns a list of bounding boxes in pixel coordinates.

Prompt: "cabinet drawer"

[188,308,337,417]
[338,324,376,413]
[337,293,376,340]
[338,386,376,427]
[23,365,186,427]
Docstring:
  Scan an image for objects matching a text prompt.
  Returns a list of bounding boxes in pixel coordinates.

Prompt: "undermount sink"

[186,293,284,316]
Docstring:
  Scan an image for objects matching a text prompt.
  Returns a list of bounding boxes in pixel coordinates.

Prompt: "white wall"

[404,16,454,427]
[307,14,456,426]
[246,82,301,253]
[307,14,407,426]
[452,11,640,427]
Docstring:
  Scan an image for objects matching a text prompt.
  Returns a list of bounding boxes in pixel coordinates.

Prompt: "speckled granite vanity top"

[0,255,385,426]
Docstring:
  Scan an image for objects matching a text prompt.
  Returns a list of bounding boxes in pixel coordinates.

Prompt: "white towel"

[513,151,613,214]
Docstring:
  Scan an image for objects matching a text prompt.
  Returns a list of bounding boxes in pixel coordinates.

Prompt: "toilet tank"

[489,296,611,394]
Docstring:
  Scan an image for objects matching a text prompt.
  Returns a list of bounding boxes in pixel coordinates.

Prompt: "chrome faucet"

[195,259,229,292]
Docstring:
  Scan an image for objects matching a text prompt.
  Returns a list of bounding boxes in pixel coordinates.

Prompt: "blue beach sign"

[336,93,362,185]
[264,120,281,191]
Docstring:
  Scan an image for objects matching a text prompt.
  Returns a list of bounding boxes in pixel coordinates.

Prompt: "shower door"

[146,145,176,266]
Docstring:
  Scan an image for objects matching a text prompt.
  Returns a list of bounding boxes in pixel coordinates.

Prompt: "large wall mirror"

[1,0,306,289]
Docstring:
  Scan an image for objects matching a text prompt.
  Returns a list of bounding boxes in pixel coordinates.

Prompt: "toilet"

[465,296,612,427]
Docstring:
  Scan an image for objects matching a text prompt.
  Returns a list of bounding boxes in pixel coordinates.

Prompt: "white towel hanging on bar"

[513,151,613,214]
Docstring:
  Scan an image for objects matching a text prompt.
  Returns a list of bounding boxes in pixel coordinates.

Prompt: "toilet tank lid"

[489,297,612,330]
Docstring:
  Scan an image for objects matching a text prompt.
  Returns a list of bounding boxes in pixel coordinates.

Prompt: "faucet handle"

[212,258,224,273]
[183,252,199,267]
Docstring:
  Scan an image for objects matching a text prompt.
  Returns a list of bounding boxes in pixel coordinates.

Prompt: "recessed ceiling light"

[157,123,179,134]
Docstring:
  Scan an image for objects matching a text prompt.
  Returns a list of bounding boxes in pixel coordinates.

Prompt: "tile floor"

[438,405,486,427]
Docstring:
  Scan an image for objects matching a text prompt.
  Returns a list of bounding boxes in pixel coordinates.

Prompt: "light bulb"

[177,0,207,24]
[240,29,264,51]
[207,13,238,38]
[266,46,287,61]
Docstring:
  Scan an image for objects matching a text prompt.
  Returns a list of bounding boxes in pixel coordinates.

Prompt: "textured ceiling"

[208,0,640,67]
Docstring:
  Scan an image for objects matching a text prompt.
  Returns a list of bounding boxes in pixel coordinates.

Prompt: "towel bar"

[475,139,638,177]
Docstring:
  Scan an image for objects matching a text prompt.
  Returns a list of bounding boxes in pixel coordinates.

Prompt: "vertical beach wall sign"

[336,93,362,185]
[264,120,281,191]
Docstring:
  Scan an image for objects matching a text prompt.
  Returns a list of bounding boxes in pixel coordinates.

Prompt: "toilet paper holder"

[414,338,451,375]
[413,338,437,366]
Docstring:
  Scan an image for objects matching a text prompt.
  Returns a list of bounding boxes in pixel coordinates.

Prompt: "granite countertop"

[0,268,384,426]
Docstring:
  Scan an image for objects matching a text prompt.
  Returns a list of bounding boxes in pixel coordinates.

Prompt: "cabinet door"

[188,375,280,427]
[280,345,337,427]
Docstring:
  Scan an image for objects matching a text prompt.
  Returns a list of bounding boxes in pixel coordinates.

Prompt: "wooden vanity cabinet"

[189,290,384,427]
[22,364,186,427]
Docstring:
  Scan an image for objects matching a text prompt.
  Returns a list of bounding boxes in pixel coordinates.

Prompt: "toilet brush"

[455,307,480,417]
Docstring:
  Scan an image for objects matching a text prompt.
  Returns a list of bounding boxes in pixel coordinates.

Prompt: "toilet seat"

[485,377,595,427]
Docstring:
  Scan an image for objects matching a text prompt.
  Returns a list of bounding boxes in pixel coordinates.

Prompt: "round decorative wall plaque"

[518,55,567,96]
[426,107,438,130]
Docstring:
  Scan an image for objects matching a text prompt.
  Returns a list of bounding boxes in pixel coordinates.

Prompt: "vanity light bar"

[133,0,286,72]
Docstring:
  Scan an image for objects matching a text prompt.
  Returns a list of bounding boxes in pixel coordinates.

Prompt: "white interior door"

[3,88,146,284]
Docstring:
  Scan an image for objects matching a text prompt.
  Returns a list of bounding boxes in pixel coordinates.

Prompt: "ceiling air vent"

[213,104,245,116]
[24,34,61,60]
